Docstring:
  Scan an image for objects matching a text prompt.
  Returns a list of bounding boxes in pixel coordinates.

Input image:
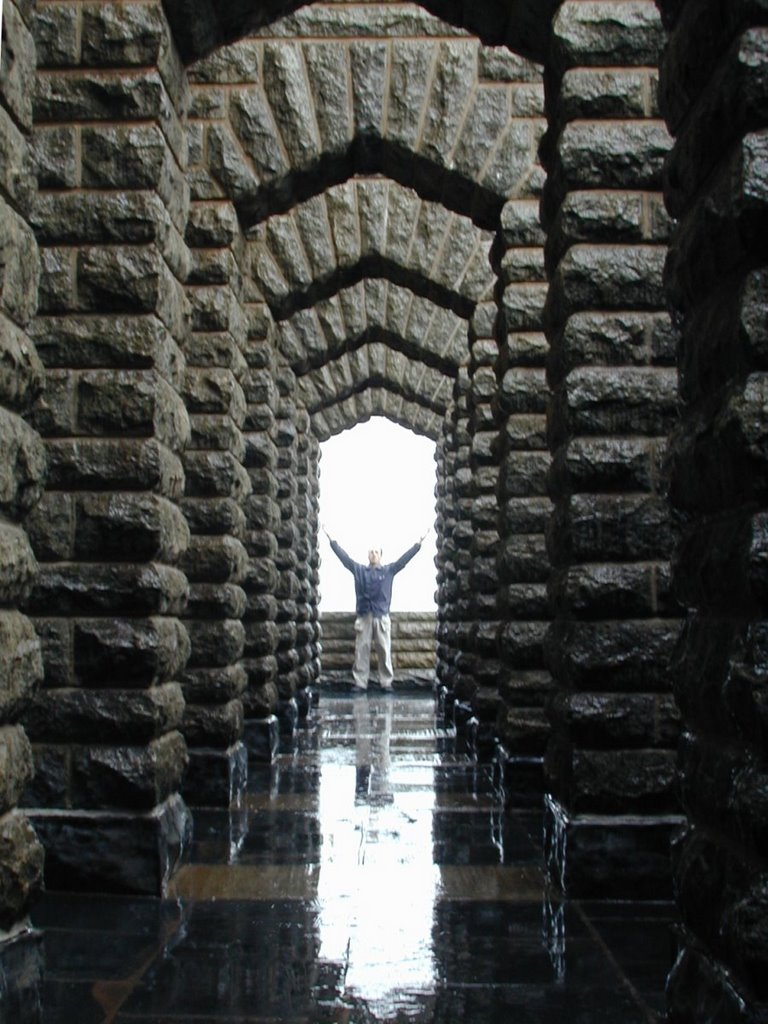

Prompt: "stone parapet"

[320,611,436,680]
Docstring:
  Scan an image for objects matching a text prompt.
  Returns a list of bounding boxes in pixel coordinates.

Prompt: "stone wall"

[0,0,46,1016]
[320,612,436,682]
[658,3,768,1020]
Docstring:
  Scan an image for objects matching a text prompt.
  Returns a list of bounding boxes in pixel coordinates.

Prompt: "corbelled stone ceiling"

[186,2,545,440]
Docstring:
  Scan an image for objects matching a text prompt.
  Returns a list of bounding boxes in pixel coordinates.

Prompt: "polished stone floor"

[33,687,677,1022]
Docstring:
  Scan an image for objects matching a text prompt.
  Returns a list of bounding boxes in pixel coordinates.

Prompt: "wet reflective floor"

[33,688,676,1022]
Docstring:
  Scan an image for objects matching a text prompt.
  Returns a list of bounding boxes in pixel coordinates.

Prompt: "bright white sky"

[318,417,437,611]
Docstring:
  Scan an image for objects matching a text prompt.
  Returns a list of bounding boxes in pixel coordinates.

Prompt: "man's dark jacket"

[329,540,420,617]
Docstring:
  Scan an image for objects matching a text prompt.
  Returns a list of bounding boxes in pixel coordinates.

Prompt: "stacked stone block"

[294,406,321,711]
[539,0,682,897]
[180,197,250,806]
[319,612,436,681]
[657,3,768,1019]
[240,305,281,761]
[273,365,302,734]
[435,372,473,710]
[23,1,193,893]
[0,0,46,1014]
[494,198,553,803]
[460,303,504,740]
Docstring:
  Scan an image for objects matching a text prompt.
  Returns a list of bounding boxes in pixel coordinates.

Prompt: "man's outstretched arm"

[388,526,431,574]
[322,524,358,573]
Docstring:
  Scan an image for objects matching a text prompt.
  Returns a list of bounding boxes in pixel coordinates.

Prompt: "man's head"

[367,547,382,566]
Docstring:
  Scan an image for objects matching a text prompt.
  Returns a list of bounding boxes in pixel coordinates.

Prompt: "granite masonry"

[0,1,763,1020]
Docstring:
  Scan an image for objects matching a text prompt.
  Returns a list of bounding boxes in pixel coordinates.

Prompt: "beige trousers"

[352,613,394,689]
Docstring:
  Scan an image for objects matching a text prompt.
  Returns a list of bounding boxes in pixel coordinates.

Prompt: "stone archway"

[1,0,765,1019]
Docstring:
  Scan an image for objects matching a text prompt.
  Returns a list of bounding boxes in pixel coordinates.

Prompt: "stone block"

[0,610,42,718]
[0,0,35,130]
[0,313,44,414]
[30,793,191,894]
[544,795,680,899]
[498,367,548,415]
[182,697,243,746]
[550,692,680,750]
[182,742,248,808]
[549,437,661,495]
[0,811,44,929]
[551,1,666,74]
[546,618,679,692]
[0,521,37,606]
[180,663,247,705]
[550,311,677,376]
[80,3,172,70]
[0,726,34,816]
[548,493,675,563]
[27,563,187,617]
[498,533,550,584]
[77,247,189,338]
[72,616,189,692]
[24,683,185,744]
[498,583,549,618]
[77,370,190,448]
[0,103,35,214]
[180,535,248,586]
[0,927,44,1023]
[186,582,247,623]
[668,373,768,514]
[185,619,245,669]
[34,3,80,67]
[183,450,250,500]
[70,731,188,811]
[497,621,547,669]
[0,198,40,327]
[560,67,658,120]
[46,438,184,496]
[32,125,78,189]
[547,244,666,321]
[498,450,550,499]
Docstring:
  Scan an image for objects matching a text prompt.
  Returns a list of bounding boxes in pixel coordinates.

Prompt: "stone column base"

[544,795,684,899]
[0,926,43,1024]
[666,940,766,1024]
[277,697,298,738]
[494,746,544,809]
[182,743,248,808]
[243,715,279,762]
[28,794,192,896]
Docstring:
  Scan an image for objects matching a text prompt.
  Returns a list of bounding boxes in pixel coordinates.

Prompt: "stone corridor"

[1,0,767,1019]
[33,684,676,1023]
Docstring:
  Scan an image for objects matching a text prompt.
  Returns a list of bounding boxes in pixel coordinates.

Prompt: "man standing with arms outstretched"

[322,526,429,691]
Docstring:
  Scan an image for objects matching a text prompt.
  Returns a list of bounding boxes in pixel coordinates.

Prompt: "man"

[323,527,429,691]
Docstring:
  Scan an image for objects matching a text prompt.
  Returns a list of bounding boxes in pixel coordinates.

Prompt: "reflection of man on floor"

[323,526,429,691]
[353,696,393,804]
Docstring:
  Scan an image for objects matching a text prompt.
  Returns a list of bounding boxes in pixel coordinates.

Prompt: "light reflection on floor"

[32,686,677,1023]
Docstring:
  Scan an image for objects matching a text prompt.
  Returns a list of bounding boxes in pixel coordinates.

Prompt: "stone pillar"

[241,306,281,761]
[24,2,193,893]
[657,4,768,1019]
[179,198,249,806]
[434,421,457,696]
[494,198,553,806]
[294,405,320,715]
[436,373,473,718]
[540,0,683,897]
[462,303,503,746]
[273,365,301,737]
[0,0,46,1014]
